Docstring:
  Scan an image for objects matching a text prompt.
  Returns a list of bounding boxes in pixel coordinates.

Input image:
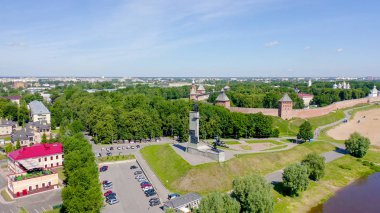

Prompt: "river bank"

[273,150,380,213]
[309,172,380,213]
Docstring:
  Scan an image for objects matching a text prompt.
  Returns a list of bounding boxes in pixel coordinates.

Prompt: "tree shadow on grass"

[273,182,290,196]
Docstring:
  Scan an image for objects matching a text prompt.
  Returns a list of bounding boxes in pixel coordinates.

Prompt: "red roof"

[297,93,314,98]
[8,142,63,161]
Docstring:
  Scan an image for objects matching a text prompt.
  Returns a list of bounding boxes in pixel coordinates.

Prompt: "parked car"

[130,165,138,169]
[106,152,112,156]
[136,145,140,149]
[99,166,108,172]
[149,199,161,206]
[135,174,144,179]
[122,146,125,150]
[145,190,157,197]
[142,186,154,191]
[134,171,143,175]
[104,190,113,196]
[103,185,112,190]
[168,193,180,200]
[140,181,150,186]
[138,178,147,182]
[149,197,160,203]
[103,180,112,185]
[117,147,121,150]
[131,146,135,149]
[126,146,130,149]
[110,147,114,150]
[140,183,152,188]
[106,192,117,199]
[107,198,119,205]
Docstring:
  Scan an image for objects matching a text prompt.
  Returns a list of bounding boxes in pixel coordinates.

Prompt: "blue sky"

[1,0,379,77]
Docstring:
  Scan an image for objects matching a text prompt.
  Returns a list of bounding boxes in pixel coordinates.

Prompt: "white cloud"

[6,42,27,47]
[265,40,280,47]
[336,48,344,52]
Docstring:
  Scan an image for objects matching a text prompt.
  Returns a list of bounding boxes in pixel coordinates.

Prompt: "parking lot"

[99,161,163,213]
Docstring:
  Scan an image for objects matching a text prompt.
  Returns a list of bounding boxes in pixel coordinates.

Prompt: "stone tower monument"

[279,93,293,120]
[188,104,200,148]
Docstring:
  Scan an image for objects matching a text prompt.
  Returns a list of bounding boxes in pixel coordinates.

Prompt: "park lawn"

[0,153,7,160]
[264,145,288,151]
[307,110,345,131]
[42,209,60,213]
[224,141,240,145]
[245,140,283,145]
[1,189,12,202]
[97,154,135,163]
[273,154,377,213]
[142,142,335,195]
[272,117,301,137]
[140,144,192,192]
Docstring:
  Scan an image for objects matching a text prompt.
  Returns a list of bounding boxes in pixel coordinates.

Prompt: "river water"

[309,172,380,213]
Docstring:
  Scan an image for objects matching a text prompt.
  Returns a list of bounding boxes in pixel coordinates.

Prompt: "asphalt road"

[99,161,162,213]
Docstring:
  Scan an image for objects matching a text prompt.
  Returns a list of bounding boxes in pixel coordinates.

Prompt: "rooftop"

[297,93,314,98]
[215,89,230,102]
[29,100,50,115]
[279,93,292,102]
[8,142,63,161]
[164,193,202,209]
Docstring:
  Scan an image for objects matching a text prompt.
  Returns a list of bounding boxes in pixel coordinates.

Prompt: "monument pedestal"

[186,142,225,162]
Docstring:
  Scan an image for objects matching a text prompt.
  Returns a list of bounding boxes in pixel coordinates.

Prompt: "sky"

[0,0,379,77]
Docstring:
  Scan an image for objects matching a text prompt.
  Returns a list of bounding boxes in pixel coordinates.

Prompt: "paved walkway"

[134,152,170,200]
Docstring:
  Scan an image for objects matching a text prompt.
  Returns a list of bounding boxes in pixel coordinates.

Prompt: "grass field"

[239,145,252,150]
[224,141,240,145]
[97,154,135,163]
[140,144,192,192]
[273,152,380,213]
[1,189,12,202]
[245,139,283,145]
[141,142,335,194]
[0,154,6,160]
[263,145,288,151]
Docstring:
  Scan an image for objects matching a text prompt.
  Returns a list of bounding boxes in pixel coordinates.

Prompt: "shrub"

[301,153,325,181]
[345,132,370,158]
[282,164,309,196]
[297,121,313,141]
[232,174,273,213]
[198,192,240,213]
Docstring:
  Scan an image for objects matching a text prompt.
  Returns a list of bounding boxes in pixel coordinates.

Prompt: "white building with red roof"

[6,143,63,198]
[297,93,314,108]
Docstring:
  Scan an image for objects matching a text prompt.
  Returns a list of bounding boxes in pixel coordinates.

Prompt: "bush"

[282,164,309,196]
[301,153,325,181]
[297,121,313,141]
[232,174,273,213]
[345,132,370,158]
[198,192,240,213]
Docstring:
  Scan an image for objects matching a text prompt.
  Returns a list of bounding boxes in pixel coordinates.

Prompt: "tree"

[282,164,309,196]
[4,143,14,153]
[16,139,21,150]
[41,133,47,143]
[232,174,274,213]
[345,132,370,158]
[297,121,313,141]
[301,153,325,181]
[198,192,240,213]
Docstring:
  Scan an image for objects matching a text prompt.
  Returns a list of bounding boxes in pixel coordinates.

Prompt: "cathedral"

[189,80,209,101]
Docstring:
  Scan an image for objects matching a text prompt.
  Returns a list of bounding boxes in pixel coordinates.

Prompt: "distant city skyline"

[1,0,379,77]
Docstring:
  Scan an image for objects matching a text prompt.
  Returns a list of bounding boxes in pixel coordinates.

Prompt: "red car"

[104,190,113,196]
[141,183,152,188]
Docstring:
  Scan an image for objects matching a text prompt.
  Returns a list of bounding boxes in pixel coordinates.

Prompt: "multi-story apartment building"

[0,119,17,136]
[28,101,51,124]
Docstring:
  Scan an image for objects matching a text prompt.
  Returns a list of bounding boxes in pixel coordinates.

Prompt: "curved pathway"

[266,104,373,184]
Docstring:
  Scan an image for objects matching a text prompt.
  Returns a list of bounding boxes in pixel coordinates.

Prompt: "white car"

[142,186,154,191]
[138,178,147,182]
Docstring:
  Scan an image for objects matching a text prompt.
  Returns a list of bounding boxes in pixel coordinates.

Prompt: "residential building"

[5,96,21,106]
[26,121,51,142]
[28,101,51,124]
[7,143,63,197]
[0,119,17,136]
[11,128,36,147]
[163,193,202,213]
[13,81,25,89]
